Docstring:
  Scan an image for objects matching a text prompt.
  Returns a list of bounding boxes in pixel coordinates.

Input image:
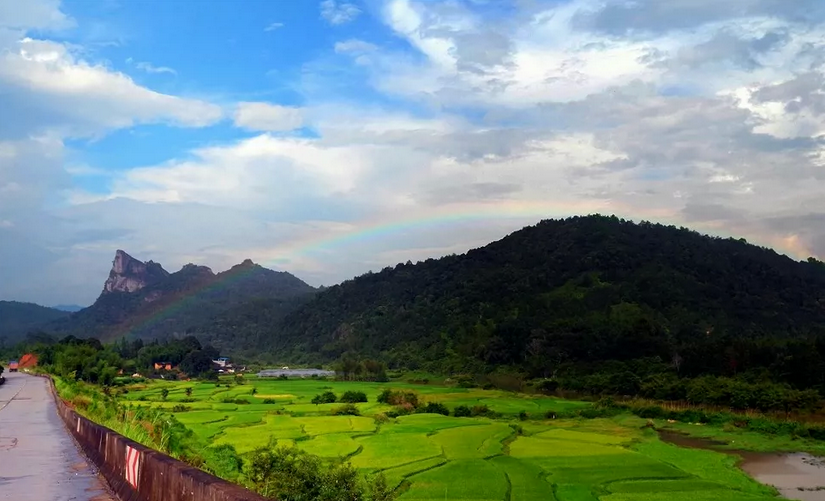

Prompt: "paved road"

[0,372,115,501]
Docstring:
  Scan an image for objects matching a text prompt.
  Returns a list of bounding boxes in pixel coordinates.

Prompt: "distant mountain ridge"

[52,304,86,313]
[0,301,69,344]
[46,251,316,345]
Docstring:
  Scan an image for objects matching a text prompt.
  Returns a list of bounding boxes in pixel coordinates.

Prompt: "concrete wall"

[46,377,269,501]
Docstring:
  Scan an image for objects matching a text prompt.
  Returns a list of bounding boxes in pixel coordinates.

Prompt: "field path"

[0,372,115,501]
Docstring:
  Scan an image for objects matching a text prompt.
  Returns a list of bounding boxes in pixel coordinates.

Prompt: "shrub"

[263,398,277,404]
[536,379,559,394]
[509,424,524,435]
[234,398,250,405]
[278,374,288,381]
[453,405,472,417]
[331,403,361,416]
[311,391,337,405]
[518,410,529,421]
[374,413,390,424]
[376,389,419,407]
[471,404,491,417]
[419,402,449,416]
[339,391,368,403]
[180,397,196,403]
[247,446,394,500]
[171,404,191,412]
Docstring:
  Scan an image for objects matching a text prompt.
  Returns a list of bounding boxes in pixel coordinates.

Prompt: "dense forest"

[198,215,825,407]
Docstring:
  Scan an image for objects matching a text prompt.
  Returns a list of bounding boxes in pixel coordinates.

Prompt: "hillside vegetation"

[0,301,69,346]
[225,215,825,398]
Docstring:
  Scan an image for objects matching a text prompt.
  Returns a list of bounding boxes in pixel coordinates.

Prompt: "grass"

[111,377,788,501]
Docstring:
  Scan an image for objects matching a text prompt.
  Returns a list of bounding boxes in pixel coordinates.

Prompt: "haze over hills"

[41,250,316,345]
[0,301,70,346]
[52,305,86,313]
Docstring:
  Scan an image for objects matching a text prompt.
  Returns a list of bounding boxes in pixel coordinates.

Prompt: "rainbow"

[106,198,814,341]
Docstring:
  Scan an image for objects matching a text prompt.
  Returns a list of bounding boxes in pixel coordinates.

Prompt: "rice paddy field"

[119,377,784,501]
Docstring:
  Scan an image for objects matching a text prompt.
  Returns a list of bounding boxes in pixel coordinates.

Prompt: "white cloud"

[264,22,284,31]
[0,38,222,137]
[6,0,825,305]
[320,0,361,25]
[135,61,177,75]
[233,102,304,131]
[334,39,377,53]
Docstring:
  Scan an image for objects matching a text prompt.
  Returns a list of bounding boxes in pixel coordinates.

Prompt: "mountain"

[249,215,825,390]
[52,304,86,312]
[49,251,316,347]
[103,250,170,294]
[0,301,70,344]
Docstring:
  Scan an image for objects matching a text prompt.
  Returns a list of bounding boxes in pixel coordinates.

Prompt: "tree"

[185,387,193,397]
[160,388,169,401]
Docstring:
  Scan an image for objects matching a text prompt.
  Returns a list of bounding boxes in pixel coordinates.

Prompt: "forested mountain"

[0,301,70,346]
[238,215,825,393]
[46,252,316,343]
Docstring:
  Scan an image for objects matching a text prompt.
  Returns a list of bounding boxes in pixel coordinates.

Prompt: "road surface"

[0,371,115,501]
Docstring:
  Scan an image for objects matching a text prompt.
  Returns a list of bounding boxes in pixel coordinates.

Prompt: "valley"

[74,375,815,501]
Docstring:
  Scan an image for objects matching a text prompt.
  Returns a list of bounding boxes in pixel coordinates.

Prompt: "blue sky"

[1,0,825,305]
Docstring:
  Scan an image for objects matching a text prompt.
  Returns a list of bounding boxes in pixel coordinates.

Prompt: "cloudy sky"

[2,0,825,306]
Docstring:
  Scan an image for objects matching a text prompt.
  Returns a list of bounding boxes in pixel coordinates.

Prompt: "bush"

[453,405,472,417]
[386,403,416,418]
[311,391,337,405]
[339,391,368,403]
[247,446,394,500]
[536,379,559,394]
[518,410,529,421]
[171,404,191,412]
[234,398,250,405]
[471,404,491,417]
[376,389,419,407]
[419,402,450,416]
[331,403,361,416]
[262,398,277,404]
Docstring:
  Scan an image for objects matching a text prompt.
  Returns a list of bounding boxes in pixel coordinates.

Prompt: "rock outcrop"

[103,250,169,294]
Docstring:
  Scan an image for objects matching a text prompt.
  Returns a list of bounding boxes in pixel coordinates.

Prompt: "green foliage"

[260,215,825,412]
[339,390,368,403]
[160,388,169,400]
[453,405,471,417]
[312,391,337,405]
[418,402,450,416]
[376,389,419,407]
[246,446,393,501]
[331,403,361,416]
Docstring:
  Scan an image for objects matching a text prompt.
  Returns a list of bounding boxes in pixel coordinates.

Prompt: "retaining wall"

[45,377,269,501]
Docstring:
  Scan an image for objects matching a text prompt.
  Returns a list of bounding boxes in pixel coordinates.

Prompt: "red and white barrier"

[125,445,141,489]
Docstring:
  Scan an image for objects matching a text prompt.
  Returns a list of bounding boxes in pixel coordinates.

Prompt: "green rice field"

[119,377,782,501]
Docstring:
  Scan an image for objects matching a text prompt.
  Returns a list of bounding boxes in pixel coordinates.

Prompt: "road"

[0,372,115,501]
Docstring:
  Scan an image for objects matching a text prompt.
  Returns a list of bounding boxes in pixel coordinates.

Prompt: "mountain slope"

[51,252,316,345]
[0,301,70,344]
[261,215,825,384]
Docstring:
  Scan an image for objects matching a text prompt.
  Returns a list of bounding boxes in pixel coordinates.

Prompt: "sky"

[2,0,825,306]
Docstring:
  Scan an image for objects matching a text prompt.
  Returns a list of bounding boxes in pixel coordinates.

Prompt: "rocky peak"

[103,250,169,294]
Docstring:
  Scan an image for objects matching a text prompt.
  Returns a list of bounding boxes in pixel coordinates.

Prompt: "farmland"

[117,377,782,501]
